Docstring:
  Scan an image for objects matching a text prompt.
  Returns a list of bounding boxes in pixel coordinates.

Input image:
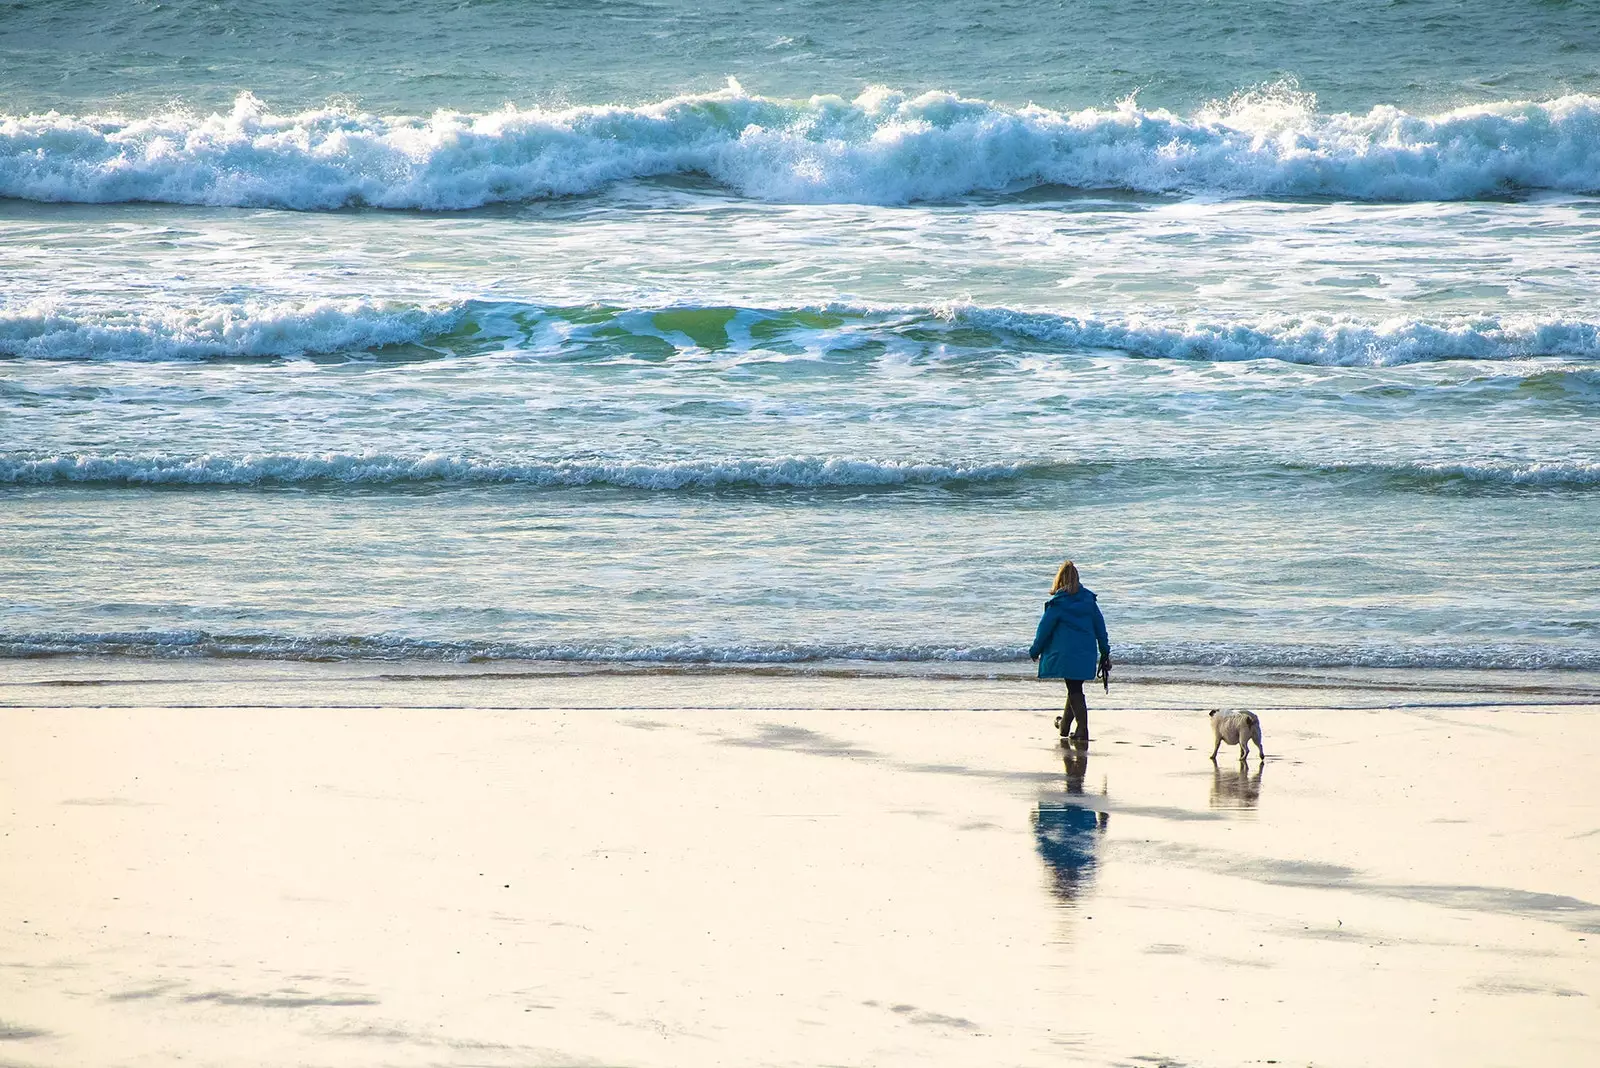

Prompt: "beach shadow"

[1209,760,1265,811]
[1032,747,1110,904]
[181,990,379,1008]
[0,1019,49,1041]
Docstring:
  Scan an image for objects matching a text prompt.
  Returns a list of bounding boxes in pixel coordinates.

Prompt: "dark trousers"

[1061,679,1089,741]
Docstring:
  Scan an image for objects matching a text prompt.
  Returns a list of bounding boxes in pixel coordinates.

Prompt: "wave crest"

[6,84,1600,208]
[7,298,1600,366]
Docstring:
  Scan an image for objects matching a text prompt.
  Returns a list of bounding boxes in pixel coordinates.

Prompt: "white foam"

[0,298,464,360]
[5,84,1600,208]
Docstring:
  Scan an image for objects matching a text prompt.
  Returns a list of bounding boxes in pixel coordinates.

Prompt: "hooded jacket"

[1028,587,1110,681]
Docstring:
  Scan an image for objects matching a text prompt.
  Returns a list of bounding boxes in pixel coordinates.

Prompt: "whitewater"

[8,297,1600,366]
[3,0,1598,676]
[7,85,1600,209]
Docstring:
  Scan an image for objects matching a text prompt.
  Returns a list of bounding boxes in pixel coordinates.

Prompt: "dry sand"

[1,661,1597,1067]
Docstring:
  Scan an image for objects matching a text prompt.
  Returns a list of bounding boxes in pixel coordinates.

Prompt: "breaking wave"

[0,298,467,361]
[5,83,1600,209]
[6,297,1600,366]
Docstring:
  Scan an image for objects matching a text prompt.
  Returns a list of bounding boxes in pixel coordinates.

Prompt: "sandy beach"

[1,660,1597,1067]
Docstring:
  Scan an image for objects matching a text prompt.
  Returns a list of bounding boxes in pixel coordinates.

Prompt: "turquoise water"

[2,1,1597,669]
[6,0,1600,115]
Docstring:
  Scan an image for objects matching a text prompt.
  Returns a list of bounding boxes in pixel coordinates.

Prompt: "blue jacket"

[1029,587,1110,681]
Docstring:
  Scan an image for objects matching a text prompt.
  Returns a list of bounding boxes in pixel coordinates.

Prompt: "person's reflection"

[1032,747,1109,903]
[1209,759,1265,810]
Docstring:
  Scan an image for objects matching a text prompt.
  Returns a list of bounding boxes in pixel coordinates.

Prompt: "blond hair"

[1050,559,1081,595]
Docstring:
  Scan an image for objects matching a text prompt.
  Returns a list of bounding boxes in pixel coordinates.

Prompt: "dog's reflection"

[1032,747,1110,904]
[1209,759,1265,810]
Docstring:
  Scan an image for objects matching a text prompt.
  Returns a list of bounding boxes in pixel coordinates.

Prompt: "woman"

[1028,560,1111,744]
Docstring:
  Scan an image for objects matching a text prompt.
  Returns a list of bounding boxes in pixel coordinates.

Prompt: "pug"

[1209,708,1265,762]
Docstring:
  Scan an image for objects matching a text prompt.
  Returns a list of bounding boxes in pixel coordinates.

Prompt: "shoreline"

[5,655,1600,704]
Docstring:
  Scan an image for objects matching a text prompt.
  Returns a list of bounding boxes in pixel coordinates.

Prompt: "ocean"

[3,0,1598,673]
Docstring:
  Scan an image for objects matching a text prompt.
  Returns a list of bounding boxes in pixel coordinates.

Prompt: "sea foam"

[5,83,1600,208]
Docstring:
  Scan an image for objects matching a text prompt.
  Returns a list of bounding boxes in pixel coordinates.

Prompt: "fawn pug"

[1208,708,1265,762]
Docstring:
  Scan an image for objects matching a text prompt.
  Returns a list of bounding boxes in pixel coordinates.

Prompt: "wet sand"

[1,662,1597,1067]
